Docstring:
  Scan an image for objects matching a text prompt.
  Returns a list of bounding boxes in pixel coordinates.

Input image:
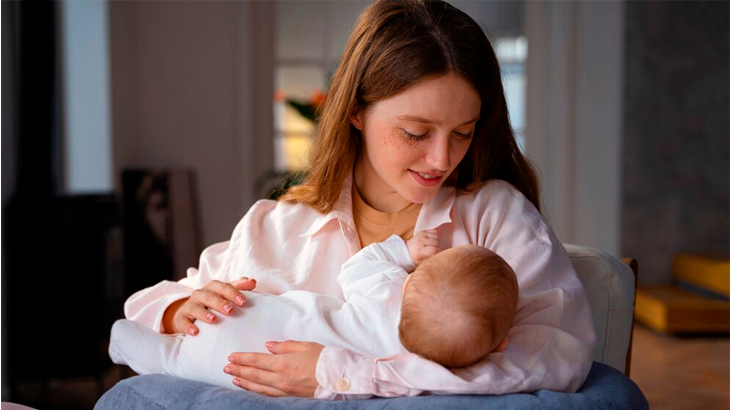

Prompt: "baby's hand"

[407,229,442,266]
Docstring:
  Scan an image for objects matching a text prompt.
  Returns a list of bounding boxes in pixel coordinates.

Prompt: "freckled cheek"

[380,129,419,168]
[383,129,408,149]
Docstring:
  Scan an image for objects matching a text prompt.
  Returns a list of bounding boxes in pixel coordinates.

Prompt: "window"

[273,1,369,172]
[494,36,528,152]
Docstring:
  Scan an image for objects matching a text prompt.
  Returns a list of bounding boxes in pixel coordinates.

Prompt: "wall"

[450,0,523,38]
[109,1,274,247]
[622,1,729,284]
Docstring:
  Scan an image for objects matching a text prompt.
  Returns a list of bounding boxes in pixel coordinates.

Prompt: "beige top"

[351,184,422,248]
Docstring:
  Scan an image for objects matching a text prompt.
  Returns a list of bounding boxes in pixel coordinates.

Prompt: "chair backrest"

[564,244,637,375]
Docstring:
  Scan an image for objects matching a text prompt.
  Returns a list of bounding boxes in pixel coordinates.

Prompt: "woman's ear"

[350,106,364,130]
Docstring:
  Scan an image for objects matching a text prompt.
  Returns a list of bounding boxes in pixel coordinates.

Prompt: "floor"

[4,324,729,409]
[629,323,730,410]
[5,366,134,410]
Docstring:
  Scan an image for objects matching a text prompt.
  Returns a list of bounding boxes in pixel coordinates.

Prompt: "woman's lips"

[408,170,443,187]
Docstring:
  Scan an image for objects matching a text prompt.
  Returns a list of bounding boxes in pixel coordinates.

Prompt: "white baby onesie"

[109,235,414,389]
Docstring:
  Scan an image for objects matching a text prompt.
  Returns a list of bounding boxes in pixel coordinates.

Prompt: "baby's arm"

[337,235,413,302]
[406,229,442,266]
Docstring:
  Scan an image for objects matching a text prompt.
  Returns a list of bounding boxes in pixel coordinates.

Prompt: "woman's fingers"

[228,352,278,371]
[225,362,280,389]
[173,314,198,336]
[225,355,289,396]
[206,281,248,308]
[185,301,217,323]
[191,288,237,316]
[169,278,255,335]
[233,376,288,397]
[231,277,257,291]
[265,340,317,354]
[166,278,255,336]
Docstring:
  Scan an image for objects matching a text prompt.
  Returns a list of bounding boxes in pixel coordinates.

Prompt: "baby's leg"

[109,319,184,377]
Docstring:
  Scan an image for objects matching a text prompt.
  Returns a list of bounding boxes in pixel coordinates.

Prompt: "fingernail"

[224,366,232,374]
[233,378,241,387]
[235,295,245,306]
[188,326,198,336]
[224,304,233,313]
[265,341,276,348]
[205,313,215,322]
[228,355,235,363]
[249,278,256,283]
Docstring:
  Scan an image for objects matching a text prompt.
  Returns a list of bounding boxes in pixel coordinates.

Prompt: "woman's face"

[352,74,481,212]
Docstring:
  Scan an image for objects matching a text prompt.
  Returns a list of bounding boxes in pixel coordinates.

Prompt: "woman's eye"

[401,129,427,141]
[453,131,474,140]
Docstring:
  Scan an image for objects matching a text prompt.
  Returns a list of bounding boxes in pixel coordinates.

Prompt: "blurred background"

[1,0,728,409]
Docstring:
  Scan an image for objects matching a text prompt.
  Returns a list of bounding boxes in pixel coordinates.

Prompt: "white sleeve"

[337,235,414,302]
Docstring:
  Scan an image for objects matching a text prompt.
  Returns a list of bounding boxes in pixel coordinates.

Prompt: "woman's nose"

[424,135,450,171]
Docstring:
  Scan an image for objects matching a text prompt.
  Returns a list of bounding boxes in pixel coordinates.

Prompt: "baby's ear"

[402,274,412,293]
[495,337,509,352]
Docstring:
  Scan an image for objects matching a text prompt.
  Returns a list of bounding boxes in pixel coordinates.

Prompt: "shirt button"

[335,376,351,392]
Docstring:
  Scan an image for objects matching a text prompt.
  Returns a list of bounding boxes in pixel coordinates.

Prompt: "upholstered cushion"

[94,362,647,410]
[565,245,636,373]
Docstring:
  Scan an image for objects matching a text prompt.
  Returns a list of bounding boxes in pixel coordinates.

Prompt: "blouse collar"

[301,172,456,237]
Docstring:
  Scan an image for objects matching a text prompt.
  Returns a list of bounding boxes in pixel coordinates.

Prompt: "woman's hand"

[225,340,324,397]
[162,277,257,335]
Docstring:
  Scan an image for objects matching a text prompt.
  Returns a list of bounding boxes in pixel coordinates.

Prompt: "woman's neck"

[353,159,412,213]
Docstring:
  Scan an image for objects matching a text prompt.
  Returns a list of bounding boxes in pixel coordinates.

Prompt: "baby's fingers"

[421,229,439,237]
[422,237,440,247]
[422,245,442,258]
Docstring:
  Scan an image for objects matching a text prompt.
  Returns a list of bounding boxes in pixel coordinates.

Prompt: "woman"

[125,0,596,398]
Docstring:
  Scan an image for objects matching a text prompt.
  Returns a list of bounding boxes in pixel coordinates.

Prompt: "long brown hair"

[282,0,540,213]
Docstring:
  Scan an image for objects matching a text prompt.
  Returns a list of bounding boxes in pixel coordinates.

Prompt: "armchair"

[95,245,647,409]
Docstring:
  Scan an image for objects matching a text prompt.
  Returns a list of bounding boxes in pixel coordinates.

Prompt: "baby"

[110,230,519,389]
[399,233,518,368]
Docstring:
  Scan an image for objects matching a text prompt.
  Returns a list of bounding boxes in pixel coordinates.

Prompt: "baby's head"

[398,245,518,368]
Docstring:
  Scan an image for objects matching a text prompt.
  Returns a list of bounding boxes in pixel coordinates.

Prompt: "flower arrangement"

[274,90,326,123]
